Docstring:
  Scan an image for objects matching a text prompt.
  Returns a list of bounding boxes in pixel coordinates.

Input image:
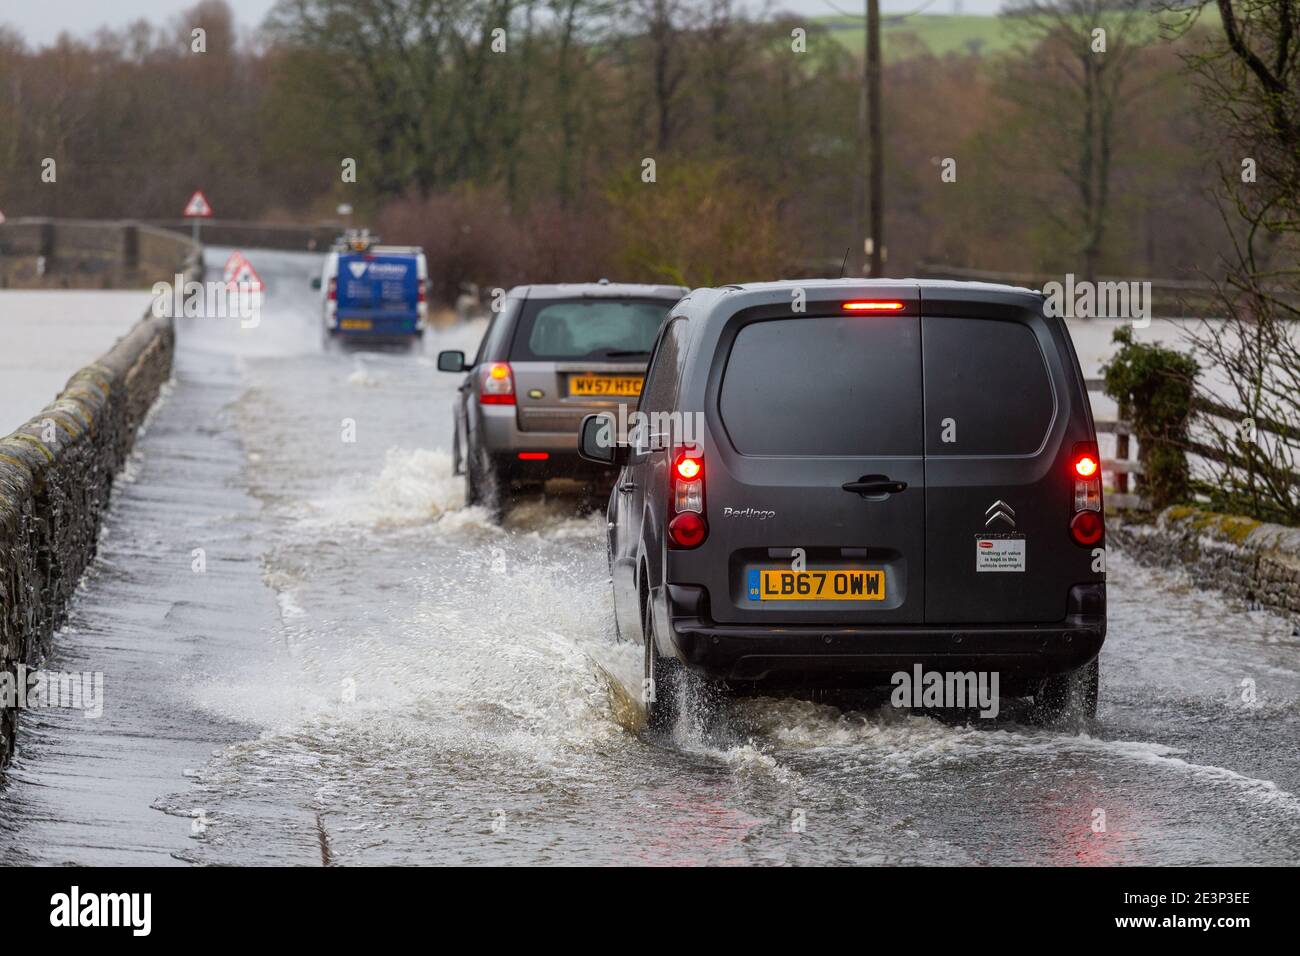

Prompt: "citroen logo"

[985,499,1016,527]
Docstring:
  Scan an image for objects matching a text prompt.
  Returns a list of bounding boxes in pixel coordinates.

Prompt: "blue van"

[319,240,428,339]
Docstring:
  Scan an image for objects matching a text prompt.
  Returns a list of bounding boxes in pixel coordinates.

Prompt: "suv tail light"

[479,362,515,405]
[668,447,707,548]
[1070,441,1103,545]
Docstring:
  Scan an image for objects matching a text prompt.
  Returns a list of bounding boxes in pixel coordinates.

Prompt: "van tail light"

[1070,441,1103,545]
[674,478,703,513]
[843,300,905,312]
[675,455,702,481]
[668,513,707,548]
[327,277,337,301]
[1070,511,1104,546]
[669,447,706,548]
[479,362,516,405]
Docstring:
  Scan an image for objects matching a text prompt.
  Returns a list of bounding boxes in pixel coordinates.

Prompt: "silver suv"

[438,281,687,515]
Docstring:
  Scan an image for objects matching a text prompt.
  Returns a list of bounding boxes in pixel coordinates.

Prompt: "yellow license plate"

[569,375,643,397]
[752,569,885,601]
[340,319,372,330]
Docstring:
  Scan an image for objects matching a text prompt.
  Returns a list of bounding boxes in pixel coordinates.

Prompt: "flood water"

[1,249,1298,865]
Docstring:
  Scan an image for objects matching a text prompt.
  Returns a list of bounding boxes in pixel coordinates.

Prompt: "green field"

[815,14,1018,59]
[814,9,1220,60]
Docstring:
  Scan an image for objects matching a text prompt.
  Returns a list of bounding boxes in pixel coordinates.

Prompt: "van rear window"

[509,298,675,361]
[922,317,1053,456]
[718,316,923,456]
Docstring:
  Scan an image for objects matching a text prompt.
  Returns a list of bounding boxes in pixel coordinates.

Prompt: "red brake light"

[1074,454,1099,478]
[670,446,706,543]
[479,362,515,405]
[668,512,707,548]
[843,301,905,312]
[675,455,701,480]
[327,277,337,301]
[518,452,549,461]
[1070,510,1104,545]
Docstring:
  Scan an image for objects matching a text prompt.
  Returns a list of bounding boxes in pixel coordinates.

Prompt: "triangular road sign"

[223,250,248,283]
[227,259,264,293]
[184,190,213,218]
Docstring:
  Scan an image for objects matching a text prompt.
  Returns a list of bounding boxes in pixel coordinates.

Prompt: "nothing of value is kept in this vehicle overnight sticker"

[975,535,1026,572]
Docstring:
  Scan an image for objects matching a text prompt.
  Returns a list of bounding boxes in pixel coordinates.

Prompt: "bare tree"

[697,0,749,147]
[551,0,586,203]
[1173,1,1300,522]
[626,0,690,151]
[1002,0,1151,281]
[266,0,541,197]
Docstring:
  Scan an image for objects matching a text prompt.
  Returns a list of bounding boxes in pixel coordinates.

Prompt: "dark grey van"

[578,280,1106,731]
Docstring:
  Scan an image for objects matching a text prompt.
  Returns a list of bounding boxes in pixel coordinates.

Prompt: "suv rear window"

[718,315,923,456]
[922,317,1054,456]
[509,298,675,361]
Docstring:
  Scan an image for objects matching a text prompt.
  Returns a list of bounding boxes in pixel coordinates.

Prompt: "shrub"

[376,189,617,306]
[1102,326,1199,509]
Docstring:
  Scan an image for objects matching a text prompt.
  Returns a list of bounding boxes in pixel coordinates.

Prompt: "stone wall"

[1110,506,1300,620]
[144,219,342,252]
[0,219,200,288]
[0,313,175,765]
[0,220,195,766]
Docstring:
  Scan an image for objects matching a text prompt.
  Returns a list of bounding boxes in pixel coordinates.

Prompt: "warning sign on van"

[975,535,1026,572]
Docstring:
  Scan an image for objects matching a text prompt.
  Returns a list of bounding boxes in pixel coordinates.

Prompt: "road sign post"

[184,190,213,245]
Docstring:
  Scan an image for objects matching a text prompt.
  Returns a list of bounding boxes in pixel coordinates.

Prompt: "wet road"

[1,248,1298,865]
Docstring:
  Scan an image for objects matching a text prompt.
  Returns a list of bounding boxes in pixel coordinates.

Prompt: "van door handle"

[842,476,908,497]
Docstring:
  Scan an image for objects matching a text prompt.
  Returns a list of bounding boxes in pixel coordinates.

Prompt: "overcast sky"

[5,0,1005,48]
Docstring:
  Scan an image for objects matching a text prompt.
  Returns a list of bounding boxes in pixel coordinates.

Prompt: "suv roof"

[509,281,689,301]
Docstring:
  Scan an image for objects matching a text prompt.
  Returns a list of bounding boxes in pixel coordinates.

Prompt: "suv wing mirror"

[578,413,628,467]
[437,350,467,373]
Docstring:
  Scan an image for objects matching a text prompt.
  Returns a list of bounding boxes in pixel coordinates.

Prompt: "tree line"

[0,0,1279,297]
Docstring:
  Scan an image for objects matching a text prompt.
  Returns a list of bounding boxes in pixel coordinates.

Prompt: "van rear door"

[335,252,420,330]
[920,289,1094,623]
[702,297,926,625]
